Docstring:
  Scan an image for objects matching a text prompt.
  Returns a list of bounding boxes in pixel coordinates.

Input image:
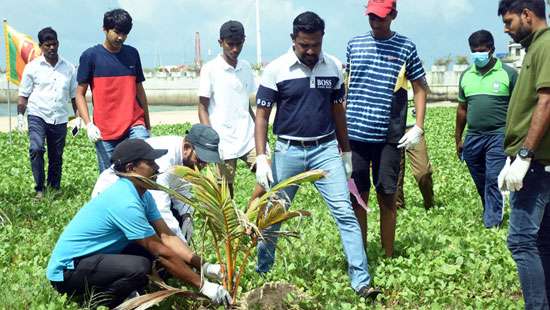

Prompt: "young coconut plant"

[115,166,326,309]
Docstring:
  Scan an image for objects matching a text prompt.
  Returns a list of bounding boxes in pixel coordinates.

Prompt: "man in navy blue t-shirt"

[254,11,381,300]
[75,9,151,173]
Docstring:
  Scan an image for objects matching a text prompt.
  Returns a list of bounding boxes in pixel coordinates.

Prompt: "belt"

[277,134,335,147]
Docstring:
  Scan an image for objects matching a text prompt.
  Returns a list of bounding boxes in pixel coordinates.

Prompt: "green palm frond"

[119,166,325,301]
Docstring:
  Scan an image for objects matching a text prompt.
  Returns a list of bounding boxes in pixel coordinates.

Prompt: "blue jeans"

[507,161,550,310]
[256,139,371,291]
[462,134,507,228]
[28,115,67,192]
[95,125,149,172]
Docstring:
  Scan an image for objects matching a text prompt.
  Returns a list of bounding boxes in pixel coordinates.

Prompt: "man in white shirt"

[92,124,221,243]
[18,27,78,199]
[198,20,265,201]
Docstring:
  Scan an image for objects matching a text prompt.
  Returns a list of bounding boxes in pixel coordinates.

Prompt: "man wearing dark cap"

[47,138,231,308]
[92,124,222,244]
[198,20,266,202]
[346,0,428,257]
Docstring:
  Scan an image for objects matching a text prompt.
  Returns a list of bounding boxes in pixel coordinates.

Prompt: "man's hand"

[505,156,531,192]
[86,122,102,142]
[455,140,464,160]
[342,151,353,180]
[398,125,423,150]
[255,154,273,190]
[202,262,223,281]
[498,157,511,192]
[200,280,232,306]
[16,114,25,132]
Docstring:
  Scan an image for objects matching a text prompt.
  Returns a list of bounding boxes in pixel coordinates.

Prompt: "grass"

[0,107,522,309]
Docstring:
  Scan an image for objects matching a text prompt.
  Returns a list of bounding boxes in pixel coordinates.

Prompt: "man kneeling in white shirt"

[92,124,221,244]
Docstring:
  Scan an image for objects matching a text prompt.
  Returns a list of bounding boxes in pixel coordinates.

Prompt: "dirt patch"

[239,282,316,310]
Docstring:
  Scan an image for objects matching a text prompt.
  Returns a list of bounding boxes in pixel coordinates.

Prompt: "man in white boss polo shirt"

[18,27,78,199]
[198,20,264,201]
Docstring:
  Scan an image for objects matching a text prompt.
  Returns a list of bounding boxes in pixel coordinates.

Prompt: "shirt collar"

[38,55,64,68]
[520,27,550,49]
[285,47,326,68]
[471,58,502,75]
[217,54,241,71]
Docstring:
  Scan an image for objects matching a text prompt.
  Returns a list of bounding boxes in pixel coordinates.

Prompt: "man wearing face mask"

[456,30,517,229]
[497,0,550,308]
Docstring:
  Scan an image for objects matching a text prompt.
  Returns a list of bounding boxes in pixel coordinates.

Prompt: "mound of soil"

[239,282,314,310]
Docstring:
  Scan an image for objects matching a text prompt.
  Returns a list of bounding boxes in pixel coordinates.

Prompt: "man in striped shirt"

[346,0,428,257]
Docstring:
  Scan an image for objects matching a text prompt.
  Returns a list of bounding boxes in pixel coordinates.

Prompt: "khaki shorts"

[217,148,258,184]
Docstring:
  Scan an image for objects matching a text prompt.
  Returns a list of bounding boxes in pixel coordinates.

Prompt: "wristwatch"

[518,146,535,160]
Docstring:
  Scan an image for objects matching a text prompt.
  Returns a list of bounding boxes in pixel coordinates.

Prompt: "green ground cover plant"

[0,107,522,309]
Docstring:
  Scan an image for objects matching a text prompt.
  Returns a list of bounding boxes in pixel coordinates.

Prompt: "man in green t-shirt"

[456,30,517,228]
[498,1,550,308]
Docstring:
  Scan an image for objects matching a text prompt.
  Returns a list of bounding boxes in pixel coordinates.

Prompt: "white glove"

[202,262,223,281]
[398,125,423,150]
[505,156,531,192]
[180,215,193,243]
[342,151,353,180]
[498,157,511,192]
[255,154,273,190]
[86,122,102,142]
[16,114,25,132]
[200,280,232,306]
[74,117,82,128]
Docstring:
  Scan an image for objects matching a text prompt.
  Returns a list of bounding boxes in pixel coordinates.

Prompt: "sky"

[0,0,528,70]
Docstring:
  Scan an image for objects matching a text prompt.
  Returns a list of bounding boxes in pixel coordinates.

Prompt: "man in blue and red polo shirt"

[75,8,151,172]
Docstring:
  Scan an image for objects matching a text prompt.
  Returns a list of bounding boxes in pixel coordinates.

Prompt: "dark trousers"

[51,244,152,308]
[462,134,507,228]
[28,115,67,192]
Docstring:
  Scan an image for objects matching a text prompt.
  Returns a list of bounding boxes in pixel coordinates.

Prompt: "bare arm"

[136,83,151,129]
[151,219,202,269]
[255,106,272,155]
[523,88,550,151]
[135,234,201,288]
[331,102,350,152]
[455,103,467,159]
[410,78,428,130]
[249,95,256,121]
[198,96,211,126]
[17,96,28,115]
[75,83,91,124]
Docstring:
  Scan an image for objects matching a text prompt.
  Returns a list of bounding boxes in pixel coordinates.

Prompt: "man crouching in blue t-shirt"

[46,139,231,308]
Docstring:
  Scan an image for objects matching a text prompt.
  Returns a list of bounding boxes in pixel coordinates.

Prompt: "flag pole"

[3,18,12,143]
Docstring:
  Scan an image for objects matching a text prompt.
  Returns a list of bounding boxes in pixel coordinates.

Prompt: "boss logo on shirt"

[315,78,333,89]
[493,82,501,92]
[257,98,272,107]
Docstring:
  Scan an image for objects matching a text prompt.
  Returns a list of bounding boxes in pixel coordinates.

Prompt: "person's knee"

[130,257,151,286]
[29,146,45,158]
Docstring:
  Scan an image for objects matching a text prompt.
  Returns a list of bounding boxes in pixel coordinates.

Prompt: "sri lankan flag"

[2,21,41,85]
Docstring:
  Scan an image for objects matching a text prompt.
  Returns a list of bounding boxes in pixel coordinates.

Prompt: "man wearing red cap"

[346,0,428,257]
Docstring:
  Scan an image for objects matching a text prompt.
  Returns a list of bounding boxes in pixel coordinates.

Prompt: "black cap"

[186,124,221,163]
[111,139,167,166]
[220,20,245,40]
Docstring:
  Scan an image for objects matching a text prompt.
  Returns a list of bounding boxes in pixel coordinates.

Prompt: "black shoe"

[357,286,382,301]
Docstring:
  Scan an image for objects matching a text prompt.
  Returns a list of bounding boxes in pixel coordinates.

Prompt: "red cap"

[365,0,396,18]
